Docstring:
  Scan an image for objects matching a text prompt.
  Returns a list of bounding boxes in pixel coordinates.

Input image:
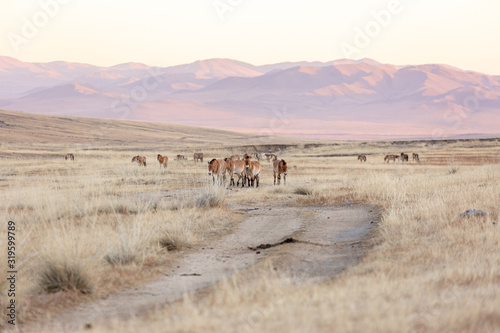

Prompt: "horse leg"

[256,175,259,188]
[277,174,281,185]
[283,173,286,185]
[274,172,276,185]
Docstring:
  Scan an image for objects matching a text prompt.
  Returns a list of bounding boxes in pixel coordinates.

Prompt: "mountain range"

[1,55,499,140]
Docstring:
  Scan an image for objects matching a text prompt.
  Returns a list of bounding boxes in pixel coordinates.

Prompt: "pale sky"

[1,0,499,74]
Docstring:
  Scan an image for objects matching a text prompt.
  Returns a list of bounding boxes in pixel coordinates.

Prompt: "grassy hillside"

[0,109,306,148]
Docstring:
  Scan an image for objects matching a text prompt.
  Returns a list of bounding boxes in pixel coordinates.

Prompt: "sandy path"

[28,204,378,332]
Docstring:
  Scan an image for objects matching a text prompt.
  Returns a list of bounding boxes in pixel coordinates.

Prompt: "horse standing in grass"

[65,153,75,161]
[224,158,245,187]
[157,154,168,168]
[194,152,204,163]
[412,153,420,162]
[208,159,227,185]
[384,155,398,163]
[244,157,261,187]
[176,155,185,161]
[400,153,409,162]
[265,153,277,162]
[132,155,147,166]
[273,159,288,185]
[358,155,367,162]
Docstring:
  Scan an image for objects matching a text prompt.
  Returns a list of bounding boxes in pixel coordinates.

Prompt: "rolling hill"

[0,109,305,147]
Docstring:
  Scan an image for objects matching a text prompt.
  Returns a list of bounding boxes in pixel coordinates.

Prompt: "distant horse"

[400,153,409,162]
[244,157,261,187]
[273,159,288,185]
[157,154,168,168]
[208,158,227,185]
[358,155,367,162]
[194,152,204,163]
[264,153,277,162]
[64,153,75,161]
[176,154,186,161]
[412,153,420,162]
[132,155,147,166]
[224,158,245,187]
[384,155,398,163]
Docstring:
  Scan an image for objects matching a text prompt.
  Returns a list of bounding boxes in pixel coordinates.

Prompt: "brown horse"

[157,154,168,168]
[194,152,204,163]
[412,153,420,162]
[176,154,186,161]
[132,155,147,166]
[64,153,75,161]
[358,155,367,162]
[265,153,277,162]
[400,153,409,162]
[384,155,398,163]
[224,158,245,187]
[208,158,227,185]
[244,157,261,187]
[273,159,288,185]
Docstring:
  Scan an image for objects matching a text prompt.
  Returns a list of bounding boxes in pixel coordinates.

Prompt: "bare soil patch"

[27,204,378,332]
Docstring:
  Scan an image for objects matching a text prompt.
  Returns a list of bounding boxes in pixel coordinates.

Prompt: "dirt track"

[29,203,378,332]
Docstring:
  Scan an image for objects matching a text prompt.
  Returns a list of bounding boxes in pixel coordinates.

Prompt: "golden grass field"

[1,110,500,332]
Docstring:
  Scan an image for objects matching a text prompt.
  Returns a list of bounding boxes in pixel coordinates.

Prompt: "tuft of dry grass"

[170,186,226,210]
[38,260,94,294]
[293,186,314,196]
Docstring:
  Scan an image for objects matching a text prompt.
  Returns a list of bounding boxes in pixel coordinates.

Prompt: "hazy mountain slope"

[0,56,499,139]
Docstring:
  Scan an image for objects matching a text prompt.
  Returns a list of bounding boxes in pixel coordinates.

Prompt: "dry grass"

[0,146,241,328]
[75,140,500,333]
[1,134,500,332]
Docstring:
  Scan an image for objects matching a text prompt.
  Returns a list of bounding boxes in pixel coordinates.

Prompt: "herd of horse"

[357,152,420,163]
[208,154,287,187]
[126,152,286,187]
[62,150,420,187]
[383,152,420,163]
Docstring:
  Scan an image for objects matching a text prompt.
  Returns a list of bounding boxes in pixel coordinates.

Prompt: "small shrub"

[294,186,313,196]
[195,191,224,208]
[170,187,225,210]
[104,251,138,265]
[158,236,179,251]
[38,260,93,294]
